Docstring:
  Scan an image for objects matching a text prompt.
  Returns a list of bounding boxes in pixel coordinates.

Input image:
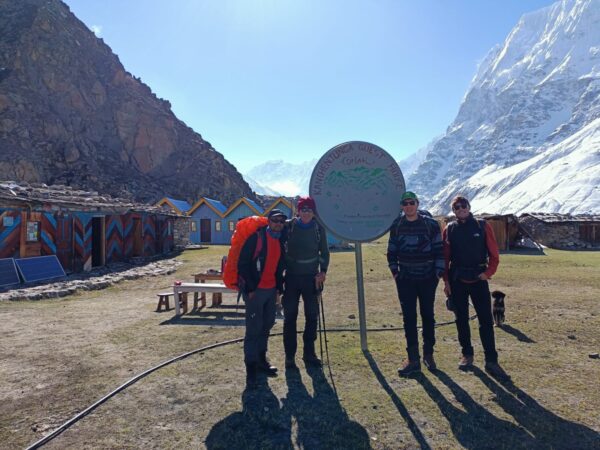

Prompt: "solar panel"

[15,255,66,283]
[0,258,20,288]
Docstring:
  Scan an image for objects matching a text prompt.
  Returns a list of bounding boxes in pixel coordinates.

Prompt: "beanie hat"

[297,196,316,211]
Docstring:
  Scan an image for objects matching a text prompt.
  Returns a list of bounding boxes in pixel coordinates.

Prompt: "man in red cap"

[282,196,330,368]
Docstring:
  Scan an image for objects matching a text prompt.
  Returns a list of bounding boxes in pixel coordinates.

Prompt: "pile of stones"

[0,258,182,301]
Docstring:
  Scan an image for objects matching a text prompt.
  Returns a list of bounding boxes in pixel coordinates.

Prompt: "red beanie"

[297,196,316,211]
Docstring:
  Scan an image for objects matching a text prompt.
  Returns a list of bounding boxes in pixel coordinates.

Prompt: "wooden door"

[56,215,73,272]
[200,219,211,243]
[133,218,143,256]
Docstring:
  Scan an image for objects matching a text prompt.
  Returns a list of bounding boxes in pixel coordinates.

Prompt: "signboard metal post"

[354,242,368,350]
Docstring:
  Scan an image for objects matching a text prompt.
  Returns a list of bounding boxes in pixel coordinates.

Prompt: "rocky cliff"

[0,0,253,204]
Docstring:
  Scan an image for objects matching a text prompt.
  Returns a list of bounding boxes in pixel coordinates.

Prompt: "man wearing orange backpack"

[238,209,287,388]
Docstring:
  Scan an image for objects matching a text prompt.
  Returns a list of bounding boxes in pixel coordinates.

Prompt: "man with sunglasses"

[443,196,509,380]
[282,196,329,369]
[387,191,444,376]
[238,209,287,388]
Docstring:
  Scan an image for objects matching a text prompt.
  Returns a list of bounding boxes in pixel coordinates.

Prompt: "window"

[190,221,197,232]
[26,221,40,242]
[215,220,222,232]
[228,221,235,232]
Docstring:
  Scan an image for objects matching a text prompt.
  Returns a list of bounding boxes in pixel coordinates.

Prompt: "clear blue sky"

[64,0,556,172]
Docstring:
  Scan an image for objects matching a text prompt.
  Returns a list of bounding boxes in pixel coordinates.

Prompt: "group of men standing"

[236,190,508,390]
[237,197,329,389]
[387,191,509,380]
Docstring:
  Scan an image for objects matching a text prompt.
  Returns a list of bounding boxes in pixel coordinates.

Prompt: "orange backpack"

[222,216,269,290]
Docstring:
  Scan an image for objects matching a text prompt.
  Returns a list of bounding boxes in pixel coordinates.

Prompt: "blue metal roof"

[166,198,192,213]
[243,197,264,214]
[204,198,228,215]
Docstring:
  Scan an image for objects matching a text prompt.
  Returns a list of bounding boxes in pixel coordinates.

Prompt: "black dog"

[491,290,506,327]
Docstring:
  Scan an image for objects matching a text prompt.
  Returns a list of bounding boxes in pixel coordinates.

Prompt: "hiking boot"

[397,359,421,376]
[458,355,474,370]
[258,352,278,376]
[423,354,437,371]
[485,362,511,381]
[302,354,323,367]
[245,363,257,389]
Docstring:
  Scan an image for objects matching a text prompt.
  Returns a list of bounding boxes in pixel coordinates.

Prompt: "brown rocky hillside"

[0,0,253,204]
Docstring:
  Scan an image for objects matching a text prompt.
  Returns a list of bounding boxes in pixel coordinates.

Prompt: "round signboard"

[309,141,405,242]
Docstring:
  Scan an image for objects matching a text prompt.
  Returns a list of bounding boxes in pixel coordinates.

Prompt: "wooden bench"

[173,283,236,316]
[156,291,189,313]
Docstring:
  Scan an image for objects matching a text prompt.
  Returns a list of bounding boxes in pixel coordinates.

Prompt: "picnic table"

[193,271,226,308]
[173,282,236,316]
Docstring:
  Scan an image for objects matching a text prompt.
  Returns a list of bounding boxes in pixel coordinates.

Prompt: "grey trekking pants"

[243,287,277,364]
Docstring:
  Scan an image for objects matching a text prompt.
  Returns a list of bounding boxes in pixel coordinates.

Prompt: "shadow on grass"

[364,351,432,449]
[498,324,536,343]
[159,312,245,327]
[472,367,600,448]
[206,368,371,449]
[205,382,291,449]
[419,369,535,449]
[283,365,371,449]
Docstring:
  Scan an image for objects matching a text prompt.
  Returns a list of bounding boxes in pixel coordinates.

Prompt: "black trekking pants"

[451,279,498,363]
[283,274,319,358]
[395,276,438,361]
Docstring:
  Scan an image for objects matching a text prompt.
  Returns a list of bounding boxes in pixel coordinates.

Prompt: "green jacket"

[284,218,330,275]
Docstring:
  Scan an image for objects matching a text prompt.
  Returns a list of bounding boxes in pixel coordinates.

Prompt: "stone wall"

[519,217,599,249]
[173,216,190,249]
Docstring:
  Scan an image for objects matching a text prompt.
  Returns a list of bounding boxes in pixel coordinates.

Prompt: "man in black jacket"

[238,209,287,388]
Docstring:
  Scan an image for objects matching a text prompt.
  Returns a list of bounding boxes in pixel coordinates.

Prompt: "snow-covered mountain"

[243,174,282,196]
[244,159,317,196]
[399,136,441,180]
[407,0,600,214]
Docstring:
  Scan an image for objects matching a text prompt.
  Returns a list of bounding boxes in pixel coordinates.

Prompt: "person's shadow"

[417,369,536,449]
[472,366,600,449]
[282,365,371,449]
[205,382,292,449]
[364,351,432,449]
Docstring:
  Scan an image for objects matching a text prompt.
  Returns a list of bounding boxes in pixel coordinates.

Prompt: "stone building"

[519,213,600,249]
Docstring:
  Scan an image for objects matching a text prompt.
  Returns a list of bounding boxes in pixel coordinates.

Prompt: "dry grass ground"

[1,241,599,449]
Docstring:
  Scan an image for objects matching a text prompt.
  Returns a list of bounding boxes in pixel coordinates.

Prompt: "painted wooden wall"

[0,209,21,258]
[73,213,93,271]
[106,214,124,263]
[189,204,229,244]
[0,208,174,273]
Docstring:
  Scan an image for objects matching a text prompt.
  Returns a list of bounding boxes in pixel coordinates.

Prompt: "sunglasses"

[453,202,469,210]
[269,218,286,224]
[300,208,313,212]
[402,200,416,206]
